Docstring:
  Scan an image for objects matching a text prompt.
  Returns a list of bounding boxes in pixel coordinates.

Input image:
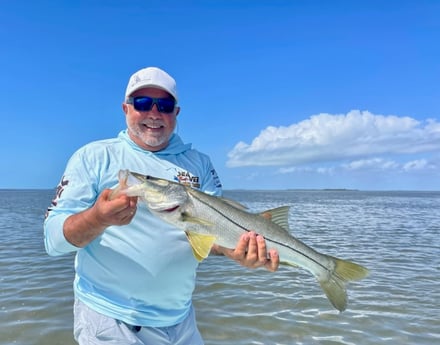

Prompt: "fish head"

[122,170,189,212]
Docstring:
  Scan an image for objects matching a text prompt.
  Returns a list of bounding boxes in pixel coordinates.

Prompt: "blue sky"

[1,0,439,190]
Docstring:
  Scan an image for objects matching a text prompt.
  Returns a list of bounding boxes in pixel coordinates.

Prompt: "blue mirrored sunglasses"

[126,96,176,114]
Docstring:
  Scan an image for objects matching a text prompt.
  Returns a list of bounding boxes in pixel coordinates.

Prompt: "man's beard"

[128,122,174,149]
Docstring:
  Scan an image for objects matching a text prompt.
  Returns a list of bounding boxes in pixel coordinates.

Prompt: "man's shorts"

[73,299,204,345]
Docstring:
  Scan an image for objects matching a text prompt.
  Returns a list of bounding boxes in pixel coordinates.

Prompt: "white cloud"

[275,157,440,177]
[226,110,440,167]
[342,158,399,171]
[278,166,313,173]
[402,159,438,171]
[278,166,334,174]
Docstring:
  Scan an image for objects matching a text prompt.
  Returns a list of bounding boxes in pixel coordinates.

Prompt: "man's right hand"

[63,189,138,248]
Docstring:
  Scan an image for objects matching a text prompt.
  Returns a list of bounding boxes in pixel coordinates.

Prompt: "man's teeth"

[144,123,163,128]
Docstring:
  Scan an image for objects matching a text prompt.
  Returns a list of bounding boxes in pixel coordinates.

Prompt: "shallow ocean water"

[0,189,439,344]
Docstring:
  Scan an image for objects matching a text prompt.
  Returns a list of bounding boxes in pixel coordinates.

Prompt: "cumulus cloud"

[274,157,440,177]
[226,110,440,167]
[402,159,438,171]
[342,158,399,171]
[278,166,335,174]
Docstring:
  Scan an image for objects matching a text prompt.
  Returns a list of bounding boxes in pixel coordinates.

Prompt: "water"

[0,189,439,345]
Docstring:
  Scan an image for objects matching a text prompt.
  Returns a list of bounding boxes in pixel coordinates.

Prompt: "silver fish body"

[116,170,369,312]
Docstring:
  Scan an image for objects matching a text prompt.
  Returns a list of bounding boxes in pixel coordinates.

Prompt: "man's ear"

[122,103,129,115]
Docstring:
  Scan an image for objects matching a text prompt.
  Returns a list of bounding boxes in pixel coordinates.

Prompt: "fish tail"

[319,257,369,312]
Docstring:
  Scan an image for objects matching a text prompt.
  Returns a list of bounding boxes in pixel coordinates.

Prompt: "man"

[44,67,279,345]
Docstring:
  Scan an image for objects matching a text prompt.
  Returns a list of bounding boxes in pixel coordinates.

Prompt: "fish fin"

[281,261,300,268]
[109,170,130,200]
[110,170,149,200]
[319,258,369,312]
[220,197,249,211]
[185,231,217,262]
[181,212,214,226]
[259,206,290,231]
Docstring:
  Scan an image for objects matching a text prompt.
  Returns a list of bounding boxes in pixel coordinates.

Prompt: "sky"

[1,0,439,190]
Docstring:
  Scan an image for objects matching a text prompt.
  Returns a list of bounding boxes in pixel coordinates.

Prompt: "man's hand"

[212,231,280,272]
[94,189,138,227]
[63,189,138,248]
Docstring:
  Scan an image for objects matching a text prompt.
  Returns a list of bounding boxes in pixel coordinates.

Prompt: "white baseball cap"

[125,67,178,102]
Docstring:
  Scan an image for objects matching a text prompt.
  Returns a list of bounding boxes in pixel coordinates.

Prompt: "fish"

[113,169,369,312]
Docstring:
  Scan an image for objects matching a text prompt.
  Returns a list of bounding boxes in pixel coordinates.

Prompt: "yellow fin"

[281,261,299,268]
[181,212,214,226]
[185,231,217,262]
[319,258,369,312]
[333,257,369,281]
[259,206,290,231]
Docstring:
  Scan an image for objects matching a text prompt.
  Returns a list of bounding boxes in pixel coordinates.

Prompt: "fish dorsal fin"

[219,197,249,211]
[181,212,214,226]
[259,206,290,232]
[185,231,217,262]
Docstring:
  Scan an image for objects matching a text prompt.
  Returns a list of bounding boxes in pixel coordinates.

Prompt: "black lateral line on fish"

[190,192,329,272]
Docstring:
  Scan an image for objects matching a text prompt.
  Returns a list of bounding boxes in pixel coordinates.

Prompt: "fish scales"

[113,170,369,312]
[185,188,334,274]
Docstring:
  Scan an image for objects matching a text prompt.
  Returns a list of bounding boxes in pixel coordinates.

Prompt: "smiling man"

[44,67,279,345]
[123,68,180,151]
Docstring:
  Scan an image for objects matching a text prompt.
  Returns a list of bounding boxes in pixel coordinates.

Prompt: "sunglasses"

[126,96,176,114]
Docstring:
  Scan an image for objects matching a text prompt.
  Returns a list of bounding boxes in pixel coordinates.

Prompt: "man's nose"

[148,103,162,116]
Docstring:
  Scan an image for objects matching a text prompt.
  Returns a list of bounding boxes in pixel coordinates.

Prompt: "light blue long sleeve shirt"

[44,130,222,327]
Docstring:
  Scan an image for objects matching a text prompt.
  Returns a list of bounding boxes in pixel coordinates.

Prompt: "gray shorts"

[73,299,204,345]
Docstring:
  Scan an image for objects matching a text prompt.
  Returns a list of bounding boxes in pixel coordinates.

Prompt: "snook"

[114,170,369,312]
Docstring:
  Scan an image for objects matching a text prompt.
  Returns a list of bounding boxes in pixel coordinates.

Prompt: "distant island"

[321,188,359,191]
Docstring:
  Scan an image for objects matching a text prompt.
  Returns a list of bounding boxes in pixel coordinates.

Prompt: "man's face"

[123,87,180,151]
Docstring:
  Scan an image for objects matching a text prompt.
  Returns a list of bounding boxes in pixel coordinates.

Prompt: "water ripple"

[1,190,439,344]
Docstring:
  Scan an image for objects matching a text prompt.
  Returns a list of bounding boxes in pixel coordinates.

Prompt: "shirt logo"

[176,171,200,189]
[45,175,69,218]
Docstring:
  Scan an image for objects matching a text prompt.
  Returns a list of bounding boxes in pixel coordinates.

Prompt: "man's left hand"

[212,231,280,272]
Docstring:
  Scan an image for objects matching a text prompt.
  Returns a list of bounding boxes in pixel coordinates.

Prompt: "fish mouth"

[162,205,180,212]
[149,204,180,212]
